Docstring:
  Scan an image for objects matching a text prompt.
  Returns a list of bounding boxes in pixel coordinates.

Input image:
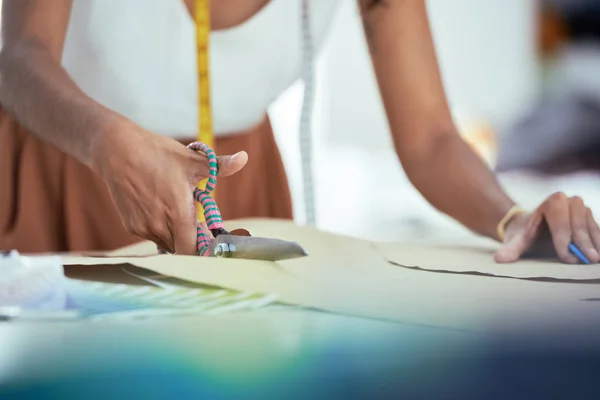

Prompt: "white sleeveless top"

[62,0,340,137]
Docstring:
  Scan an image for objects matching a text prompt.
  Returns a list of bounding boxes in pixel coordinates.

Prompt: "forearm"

[358,0,515,240]
[0,42,123,170]
[401,133,515,240]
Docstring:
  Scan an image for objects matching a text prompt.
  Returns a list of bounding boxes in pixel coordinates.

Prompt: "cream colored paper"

[61,219,600,333]
[377,242,600,281]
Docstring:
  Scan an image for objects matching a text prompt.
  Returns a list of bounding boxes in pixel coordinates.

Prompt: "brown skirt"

[0,109,293,253]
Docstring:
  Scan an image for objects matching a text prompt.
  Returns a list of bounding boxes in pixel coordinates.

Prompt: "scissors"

[209,231,307,262]
[157,142,308,261]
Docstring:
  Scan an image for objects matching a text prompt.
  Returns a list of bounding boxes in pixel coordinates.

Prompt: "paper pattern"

[60,219,600,333]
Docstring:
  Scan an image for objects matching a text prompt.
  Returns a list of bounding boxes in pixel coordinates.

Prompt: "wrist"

[90,116,142,179]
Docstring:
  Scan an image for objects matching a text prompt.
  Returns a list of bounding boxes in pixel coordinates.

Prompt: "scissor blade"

[211,235,307,261]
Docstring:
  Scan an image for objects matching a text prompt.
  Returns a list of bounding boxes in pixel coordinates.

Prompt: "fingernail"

[230,151,242,161]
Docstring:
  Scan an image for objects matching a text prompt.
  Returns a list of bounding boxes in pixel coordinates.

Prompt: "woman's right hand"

[91,120,248,255]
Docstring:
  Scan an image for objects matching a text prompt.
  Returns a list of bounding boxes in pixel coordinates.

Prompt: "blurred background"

[270,0,600,242]
[1,0,598,243]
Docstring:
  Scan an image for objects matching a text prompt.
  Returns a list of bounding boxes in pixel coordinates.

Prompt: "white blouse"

[61,0,340,137]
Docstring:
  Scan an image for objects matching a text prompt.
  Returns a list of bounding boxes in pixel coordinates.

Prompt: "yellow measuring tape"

[194,0,213,223]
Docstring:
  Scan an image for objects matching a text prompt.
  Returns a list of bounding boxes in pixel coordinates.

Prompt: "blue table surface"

[0,309,599,399]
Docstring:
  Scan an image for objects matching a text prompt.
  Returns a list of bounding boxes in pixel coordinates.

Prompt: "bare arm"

[0,0,248,255]
[0,0,123,170]
[358,0,515,240]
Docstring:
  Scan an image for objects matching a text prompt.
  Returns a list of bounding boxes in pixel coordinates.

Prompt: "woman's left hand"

[494,193,600,264]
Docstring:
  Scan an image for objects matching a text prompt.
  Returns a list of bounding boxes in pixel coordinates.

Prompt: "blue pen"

[569,243,591,265]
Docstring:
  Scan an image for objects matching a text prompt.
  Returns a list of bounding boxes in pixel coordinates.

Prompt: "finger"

[126,221,174,254]
[544,193,578,264]
[150,222,178,254]
[198,221,214,238]
[169,198,198,256]
[187,150,248,182]
[570,197,599,263]
[148,233,174,255]
[231,228,251,236]
[216,151,248,177]
[494,212,542,263]
[494,236,527,263]
[194,222,214,255]
[133,226,173,254]
[587,208,600,262]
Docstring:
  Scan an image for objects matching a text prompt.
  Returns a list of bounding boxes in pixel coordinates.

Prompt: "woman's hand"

[92,120,248,255]
[494,193,600,264]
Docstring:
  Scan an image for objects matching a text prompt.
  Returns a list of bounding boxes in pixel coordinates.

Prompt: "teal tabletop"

[0,309,599,399]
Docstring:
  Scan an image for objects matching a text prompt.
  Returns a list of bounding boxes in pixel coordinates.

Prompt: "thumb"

[217,151,248,177]
[494,212,542,263]
[494,235,529,263]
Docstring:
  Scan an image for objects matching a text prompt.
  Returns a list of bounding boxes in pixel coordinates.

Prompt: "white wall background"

[321,0,539,149]
[270,0,541,240]
[8,0,588,242]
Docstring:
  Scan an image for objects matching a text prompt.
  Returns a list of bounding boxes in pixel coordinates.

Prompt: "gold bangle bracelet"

[497,205,528,242]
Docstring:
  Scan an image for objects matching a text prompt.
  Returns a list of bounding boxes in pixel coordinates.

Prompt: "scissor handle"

[158,142,226,256]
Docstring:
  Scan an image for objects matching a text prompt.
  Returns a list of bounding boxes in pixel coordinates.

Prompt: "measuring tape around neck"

[193,0,317,226]
[194,0,213,223]
[299,0,317,226]
[194,0,213,146]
